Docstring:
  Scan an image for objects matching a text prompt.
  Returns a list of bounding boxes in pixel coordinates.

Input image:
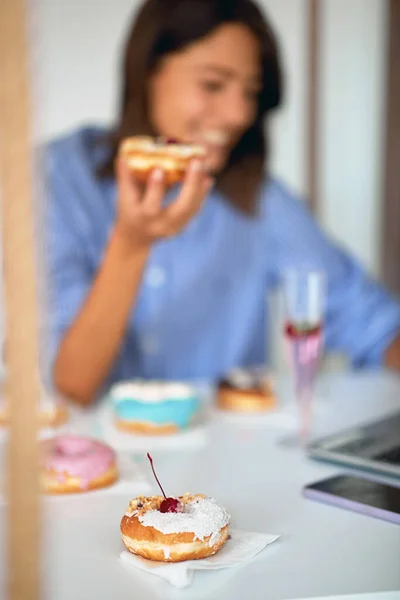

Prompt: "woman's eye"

[202,81,224,93]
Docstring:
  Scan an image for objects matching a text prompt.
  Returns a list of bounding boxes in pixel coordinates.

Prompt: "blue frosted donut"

[110,380,200,435]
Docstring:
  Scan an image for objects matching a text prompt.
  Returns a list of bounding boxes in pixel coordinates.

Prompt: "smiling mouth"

[197,130,233,148]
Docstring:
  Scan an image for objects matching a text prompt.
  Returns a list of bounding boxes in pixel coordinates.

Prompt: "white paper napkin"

[120,528,280,588]
[98,403,208,451]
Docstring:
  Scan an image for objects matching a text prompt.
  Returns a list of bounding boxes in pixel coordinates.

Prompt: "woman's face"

[149,23,262,174]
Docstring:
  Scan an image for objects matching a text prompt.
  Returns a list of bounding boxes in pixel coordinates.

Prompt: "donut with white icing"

[121,493,230,562]
[40,435,118,494]
[217,367,276,412]
[110,380,200,435]
[119,136,206,186]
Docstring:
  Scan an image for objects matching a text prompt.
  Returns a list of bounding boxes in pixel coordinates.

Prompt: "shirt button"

[141,334,160,356]
[146,266,166,288]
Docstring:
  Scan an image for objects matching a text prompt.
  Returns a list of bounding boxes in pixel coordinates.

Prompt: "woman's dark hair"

[98,0,283,213]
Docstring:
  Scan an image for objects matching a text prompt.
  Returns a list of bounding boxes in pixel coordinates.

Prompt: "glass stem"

[299,383,312,445]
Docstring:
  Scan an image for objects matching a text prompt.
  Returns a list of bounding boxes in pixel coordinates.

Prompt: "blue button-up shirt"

[44,127,400,384]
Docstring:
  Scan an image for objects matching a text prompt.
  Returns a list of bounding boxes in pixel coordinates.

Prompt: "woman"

[46,0,400,405]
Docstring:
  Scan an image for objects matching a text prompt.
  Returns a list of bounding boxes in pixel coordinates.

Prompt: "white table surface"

[1,371,400,600]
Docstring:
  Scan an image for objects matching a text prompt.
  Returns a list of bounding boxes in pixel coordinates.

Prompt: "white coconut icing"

[121,136,205,158]
[227,368,258,389]
[208,531,221,547]
[138,498,230,541]
[110,380,196,404]
[224,367,271,390]
[138,498,230,540]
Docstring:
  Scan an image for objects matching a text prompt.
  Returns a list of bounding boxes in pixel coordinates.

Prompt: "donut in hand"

[119,136,206,186]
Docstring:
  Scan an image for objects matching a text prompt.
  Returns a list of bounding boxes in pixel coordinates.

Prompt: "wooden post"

[0,1,41,599]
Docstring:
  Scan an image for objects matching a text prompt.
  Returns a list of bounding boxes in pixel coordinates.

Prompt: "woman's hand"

[115,155,214,249]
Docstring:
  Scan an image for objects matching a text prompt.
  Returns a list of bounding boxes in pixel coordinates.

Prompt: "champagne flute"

[281,269,325,446]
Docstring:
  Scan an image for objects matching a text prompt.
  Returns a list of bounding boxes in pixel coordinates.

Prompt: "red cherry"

[285,322,321,339]
[147,453,182,513]
[160,497,184,513]
[155,136,178,146]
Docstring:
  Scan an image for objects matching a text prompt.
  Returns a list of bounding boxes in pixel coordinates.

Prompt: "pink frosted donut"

[40,435,119,494]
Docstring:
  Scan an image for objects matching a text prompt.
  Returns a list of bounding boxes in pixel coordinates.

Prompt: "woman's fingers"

[165,159,214,224]
[116,156,214,239]
[140,168,166,218]
[116,155,141,206]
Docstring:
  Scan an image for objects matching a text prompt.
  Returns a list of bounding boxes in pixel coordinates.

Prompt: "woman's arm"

[53,227,150,405]
[48,146,212,406]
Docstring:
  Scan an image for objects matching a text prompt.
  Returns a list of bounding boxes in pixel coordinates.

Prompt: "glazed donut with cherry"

[217,367,276,413]
[120,454,230,562]
[119,136,206,186]
[40,434,119,494]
